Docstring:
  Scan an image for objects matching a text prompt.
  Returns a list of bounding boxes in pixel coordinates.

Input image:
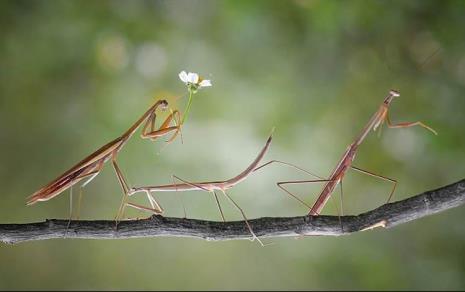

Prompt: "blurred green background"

[1,0,465,290]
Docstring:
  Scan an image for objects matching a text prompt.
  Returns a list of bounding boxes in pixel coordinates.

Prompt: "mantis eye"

[389,90,400,97]
[160,100,169,110]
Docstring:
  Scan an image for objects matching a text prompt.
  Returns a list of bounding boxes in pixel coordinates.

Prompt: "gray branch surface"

[1,179,464,244]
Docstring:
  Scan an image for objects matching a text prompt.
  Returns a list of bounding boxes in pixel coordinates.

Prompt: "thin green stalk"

[181,90,193,125]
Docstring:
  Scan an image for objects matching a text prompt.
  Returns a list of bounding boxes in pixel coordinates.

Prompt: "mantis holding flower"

[27,99,176,220]
[27,70,211,221]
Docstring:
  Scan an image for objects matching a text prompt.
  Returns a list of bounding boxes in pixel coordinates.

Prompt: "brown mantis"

[126,133,273,245]
[257,90,437,216]
[27,70,212,220]
[26,99,182,220]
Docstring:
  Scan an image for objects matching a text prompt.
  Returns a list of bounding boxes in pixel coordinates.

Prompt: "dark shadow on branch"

[1,179,464,244]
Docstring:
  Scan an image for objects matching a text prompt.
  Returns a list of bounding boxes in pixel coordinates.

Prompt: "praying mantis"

[26,99,181,219]
[126,133,273,245]
[27,71,211,220]
[263,90,437,216]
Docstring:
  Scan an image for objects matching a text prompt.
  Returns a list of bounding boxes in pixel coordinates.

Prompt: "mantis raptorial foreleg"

[166,110,183,144]
[386,114,437,135]
[141,110,182,142]
[158,110,183,155]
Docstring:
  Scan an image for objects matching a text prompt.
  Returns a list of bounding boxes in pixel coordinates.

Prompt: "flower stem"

[181,90,193,125]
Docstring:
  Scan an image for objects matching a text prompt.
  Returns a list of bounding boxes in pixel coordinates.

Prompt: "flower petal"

[187,72,199,84]
[199,79,212,87]
[179,71,188,83]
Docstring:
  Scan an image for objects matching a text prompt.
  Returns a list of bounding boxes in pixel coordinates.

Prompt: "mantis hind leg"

[350,166,397,204]
[125,201,163,215]
[254,159,325,179]
[330,180,344,232]
[253,159,332,211]
[65,186,74,237]
[172,174,227,222]
[171,174,219,220]
[111,153,132,224]
[219,190,266,246]
[171,174,188,218]
[64,162,104,236]
[213,190,226,222]
[124,189,164,218]
[276,178,338,213]
[74,160,105,220]
[145,190,164,214]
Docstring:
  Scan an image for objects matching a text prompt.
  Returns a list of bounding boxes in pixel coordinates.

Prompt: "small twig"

[1,179,464,244]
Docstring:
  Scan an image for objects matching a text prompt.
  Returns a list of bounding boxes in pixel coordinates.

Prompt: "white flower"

[198,79,212,87]
[178,70,212,92]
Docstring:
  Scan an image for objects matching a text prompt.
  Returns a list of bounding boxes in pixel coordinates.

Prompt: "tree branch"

[1,179,464,244]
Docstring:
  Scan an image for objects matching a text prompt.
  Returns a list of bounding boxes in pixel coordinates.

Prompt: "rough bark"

[1,179,464,244]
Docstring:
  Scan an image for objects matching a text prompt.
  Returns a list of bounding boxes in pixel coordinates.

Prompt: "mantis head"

[374,90,400,132]
[159,99,169,111]
[383,89,400,106]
